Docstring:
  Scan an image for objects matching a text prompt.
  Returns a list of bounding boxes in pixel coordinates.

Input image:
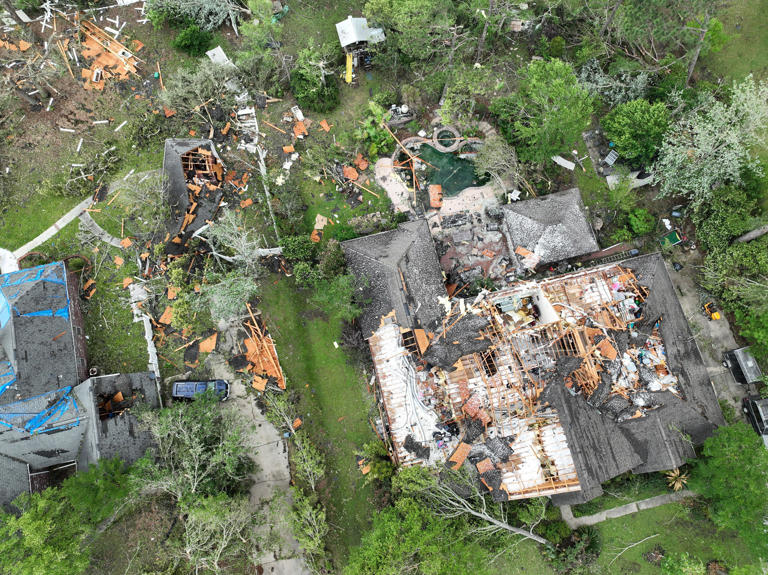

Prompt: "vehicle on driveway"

[723,347,763,386]
[742,396,768,449]
[172,380,230,401]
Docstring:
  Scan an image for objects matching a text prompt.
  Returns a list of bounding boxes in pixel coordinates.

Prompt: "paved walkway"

[560,490,695,529]
[79,211,123,248]
[12,196,93,258]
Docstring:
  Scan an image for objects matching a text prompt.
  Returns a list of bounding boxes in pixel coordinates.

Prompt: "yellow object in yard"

[702,302,721,321]
[345,52,353,84]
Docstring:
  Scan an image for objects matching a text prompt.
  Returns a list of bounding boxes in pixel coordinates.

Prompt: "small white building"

[335,16,385,52]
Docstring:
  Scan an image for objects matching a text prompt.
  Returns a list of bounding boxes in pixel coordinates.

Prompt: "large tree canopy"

[491,58,593,163]
[654,75,768,205]
[602,98,670,166]
[691,422,768,560]
[364,0,457,63]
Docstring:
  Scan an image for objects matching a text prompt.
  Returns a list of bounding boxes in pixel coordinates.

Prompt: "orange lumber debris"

[122,277,133,288]
[163,107,176,118]
[292,418,303,430]
[158,306,173,325]
[282,145,295,154]
[222,121,231,135]
[240,198,253,208]
[167,286,179,300]
[449,442,471,470]
[319,119,331,132]
[293,121,308,137]
[596,337,618,360]
[113,255,124,267]
[252,375,267,391]
[198,333,218,353]
[310,229,322,243]
[428,184,443,208]
[120,237,133,248]
[343,166,359,180]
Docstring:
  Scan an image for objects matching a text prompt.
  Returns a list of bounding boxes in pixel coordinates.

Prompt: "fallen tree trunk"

[735,224,768,244]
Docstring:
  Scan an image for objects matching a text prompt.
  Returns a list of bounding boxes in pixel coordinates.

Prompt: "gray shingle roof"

[501,188,599,266]
[552,253,724,505]
[342,220,447,338]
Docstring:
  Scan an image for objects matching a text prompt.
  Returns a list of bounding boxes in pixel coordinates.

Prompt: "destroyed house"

[0,262,159,506]
[344,226,723,503]
[501,188,599,271]
[162,139,225,250]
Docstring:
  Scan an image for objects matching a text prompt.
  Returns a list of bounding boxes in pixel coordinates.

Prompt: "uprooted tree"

[393,466,552,546]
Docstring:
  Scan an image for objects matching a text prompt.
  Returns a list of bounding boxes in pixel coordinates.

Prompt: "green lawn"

[704,0,768,82]
[259,276,376,567]
[571,473,669,518]
[595,501,757,573]
[24,220,150,375]
[280,0,362,56]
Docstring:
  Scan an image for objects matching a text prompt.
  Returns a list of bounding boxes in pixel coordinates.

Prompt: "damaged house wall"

[0,262,159,506]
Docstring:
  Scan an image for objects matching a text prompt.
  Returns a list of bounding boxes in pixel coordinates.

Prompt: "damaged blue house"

[0,262,158,506]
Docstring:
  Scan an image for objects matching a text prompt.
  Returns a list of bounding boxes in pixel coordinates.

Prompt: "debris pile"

[367,262,689,501]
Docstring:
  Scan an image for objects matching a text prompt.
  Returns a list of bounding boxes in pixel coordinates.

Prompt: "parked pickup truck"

[171,380,230,401]
[742,396,768,449]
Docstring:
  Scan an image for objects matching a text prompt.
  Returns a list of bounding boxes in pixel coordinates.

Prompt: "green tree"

[358,440,395,487]
[473,134,519,190]
[290,431,326,492]
[291,488,328,557]
[310,274,363,322]
[282,235,317,263]
[134,393,254,502]
[491,59,593,163]
[654,75,768,205]
[290,44,339,113]
[172,24,213,57]
[627,208,656,236]
[440,63,494,127]
[0,459,130,575]
[602,99,669,166]
[176,495,258,573]
[690,422,768,559]
[660,552,706,574]
[364,0,456,63]
[147,0,246,31]
[692,186,757,254]
[344,497,492,575]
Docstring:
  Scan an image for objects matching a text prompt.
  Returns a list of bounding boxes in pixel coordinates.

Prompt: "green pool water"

[416,144,488,197]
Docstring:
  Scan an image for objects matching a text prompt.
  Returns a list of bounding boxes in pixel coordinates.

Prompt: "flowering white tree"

[654,75,768,205]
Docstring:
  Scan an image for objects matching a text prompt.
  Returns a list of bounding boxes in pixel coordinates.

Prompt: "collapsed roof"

[353,229,723,502]
[501,188,599,270]
[162,139,225,251]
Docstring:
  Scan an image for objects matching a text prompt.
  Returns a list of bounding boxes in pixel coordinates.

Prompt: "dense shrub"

[290,44,339,113]
[627,208,656,236]
[172,25,213,57]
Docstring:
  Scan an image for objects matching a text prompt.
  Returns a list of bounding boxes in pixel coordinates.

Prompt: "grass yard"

[571,473,669,518]
[280,0,362,56]
[25,219,150,375]
[704,0,768,82]
[259,276,376,567]
[596,500,757,573]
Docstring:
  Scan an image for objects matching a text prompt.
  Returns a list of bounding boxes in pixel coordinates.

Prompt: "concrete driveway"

[206,322,311,575]
[663,248,747,416]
